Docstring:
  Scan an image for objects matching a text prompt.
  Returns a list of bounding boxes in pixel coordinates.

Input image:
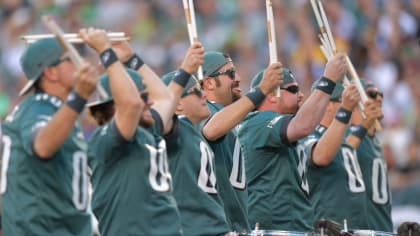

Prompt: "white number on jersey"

[147,140,172,192]
[297,144,309,194]
[72,151,89,211]
[198,141,218,194]
[230,138,246,189]
[342,146,365,193]
[1,135,12,194]
[372,158,388,204]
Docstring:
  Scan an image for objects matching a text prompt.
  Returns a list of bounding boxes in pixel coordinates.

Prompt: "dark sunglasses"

[49,54,71,67]
[280,85,300,94]
[367,90,383,99]
[209,68,236,80]
[140,91,149,103]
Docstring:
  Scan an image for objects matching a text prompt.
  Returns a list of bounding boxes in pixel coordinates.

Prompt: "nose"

[201,91,207,99]
[234,73,241,83]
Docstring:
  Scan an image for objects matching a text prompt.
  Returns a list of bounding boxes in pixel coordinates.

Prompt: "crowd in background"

[1,0,420,225]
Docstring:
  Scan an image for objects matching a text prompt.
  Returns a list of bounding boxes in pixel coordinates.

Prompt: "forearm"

[203,97,254,141]
[288,90,330,141]
[312,120,347,166]
[138,65,173,101]
[33,106,80,158]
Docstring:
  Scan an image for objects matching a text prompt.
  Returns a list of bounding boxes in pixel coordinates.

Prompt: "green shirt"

[204,101,250,233]
[1,93,92,236]
[88,111,182,236]
[238,110,313,231]
[303,125,369,229]
[166,116,229,236]
[354,128,392,231]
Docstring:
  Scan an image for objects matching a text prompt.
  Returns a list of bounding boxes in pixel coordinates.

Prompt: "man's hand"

[361,100,383,129]
[341,83,360,111]
[180,42,204,74]
[79,28,111,53]
[73,62,99,99]
[323,53,346,82]
[112,40,135,62]
[258,62,283,95]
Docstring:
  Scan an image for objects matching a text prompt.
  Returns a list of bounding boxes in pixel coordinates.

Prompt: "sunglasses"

[140,91,149,103]
[183,86,203,98]
[367,90,383,99]
[280,85,300,94]
[209,68,236,80]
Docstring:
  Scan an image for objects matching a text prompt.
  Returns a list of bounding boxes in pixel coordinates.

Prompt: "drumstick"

[21,32,125,40]
[266,0,281,97]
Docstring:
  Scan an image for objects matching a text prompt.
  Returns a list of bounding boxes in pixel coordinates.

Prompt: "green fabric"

[1,93,92,236]
[250,68,296,89]
[238,110,313,231]
[355,131,393,231]
[166,116,229,236]
[302,126,369,229]
[204,101,250,233]
[20,38,64,81]
[202,51,231,78]
[88,119,182,236]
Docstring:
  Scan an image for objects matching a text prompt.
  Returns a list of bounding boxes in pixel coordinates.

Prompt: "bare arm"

[34,64,97,158]
[312,84,360,166]
[203,63,283,141]
[80,29,143,140]
[286,53,347,142]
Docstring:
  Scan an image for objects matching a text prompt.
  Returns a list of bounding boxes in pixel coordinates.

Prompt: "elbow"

[33,143,54,159]
[312,153,332,166]
[202,126,222,141]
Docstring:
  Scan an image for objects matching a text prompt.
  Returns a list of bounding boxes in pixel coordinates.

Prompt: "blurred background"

[1,0,420,228]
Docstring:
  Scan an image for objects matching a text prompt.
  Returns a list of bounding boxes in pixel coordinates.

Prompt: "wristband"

[100,48,119,68]
[123,53,144,70]
[245,87,266,107]
[315,77,336,95]
[335,107,352,124]
[173,68,191,87]
[66,91,87,113]
[351,125,368,140]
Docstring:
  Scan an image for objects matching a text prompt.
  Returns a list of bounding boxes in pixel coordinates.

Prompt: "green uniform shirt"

[1,93,92,236]
[88,111,182,236]
[166,116,229,236]
[303,125,369,229]
[204,101,250,233]
[354,130,392,231]
[238,110,313,231]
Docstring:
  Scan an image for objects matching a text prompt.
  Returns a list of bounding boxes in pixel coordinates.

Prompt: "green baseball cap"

[311,79,343,102]
[19,38,65,96]
[202,51,232,78]
[87,68,145,109]
[161,70,199,97]
[250,68,296,89]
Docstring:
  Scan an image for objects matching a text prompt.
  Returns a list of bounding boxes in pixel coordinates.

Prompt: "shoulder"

[206,100,223,113]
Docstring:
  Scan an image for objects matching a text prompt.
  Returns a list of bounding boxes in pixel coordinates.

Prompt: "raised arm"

[286,53,347,142]
[80,29,142,140]
[312,84,360,166]
[202,63,283,141]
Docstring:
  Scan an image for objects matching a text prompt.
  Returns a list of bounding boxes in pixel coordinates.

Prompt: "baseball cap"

[87,68,145,109]
[202,51,232,78]
[250,67,296,89]
[161,70,199,97]
[19,38,65,96]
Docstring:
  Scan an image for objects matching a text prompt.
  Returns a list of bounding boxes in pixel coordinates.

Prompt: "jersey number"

[1,135,11,194]
[297,144,309,194]
[342,147,365,193]
[372,158,388,204]
[198,142,218,194]
[230,138,246,189]
[147,140,172,192]
[72,151,89,211]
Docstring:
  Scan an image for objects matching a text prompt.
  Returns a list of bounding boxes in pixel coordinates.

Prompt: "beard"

[231,81,242,102]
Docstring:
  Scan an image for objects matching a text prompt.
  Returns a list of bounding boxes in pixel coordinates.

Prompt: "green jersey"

[88,111,182,236]
[1,93,92,236]
[204,101,250,232]
[238,110,313,231]
[303,125,369,229]
[354,129,392,231]
[166,116,229,236]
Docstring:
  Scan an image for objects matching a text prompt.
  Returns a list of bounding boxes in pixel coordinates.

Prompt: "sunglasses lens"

[367,90,383,99]
[141,92,149,103]
[194,88,202,97]
[281,85,299,94]
[227,70,235,80]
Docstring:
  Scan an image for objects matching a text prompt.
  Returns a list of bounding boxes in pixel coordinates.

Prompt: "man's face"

[138,90,155,128]
[179,85,210,123]
[52,54,75,92]
[278,82,304,114]
[209,61,242,105]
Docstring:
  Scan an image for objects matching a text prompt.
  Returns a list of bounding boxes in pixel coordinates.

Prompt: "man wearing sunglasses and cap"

[346,80,392,231]
[237,53,348,231]
[1,36,98,234]
[199,51,283,233]
[82,29,204,235]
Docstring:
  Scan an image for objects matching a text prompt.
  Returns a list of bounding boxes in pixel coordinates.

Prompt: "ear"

[42,67,59,83]
[175,102,184,114]
[267,93,277,103]
[202,78,215,91]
